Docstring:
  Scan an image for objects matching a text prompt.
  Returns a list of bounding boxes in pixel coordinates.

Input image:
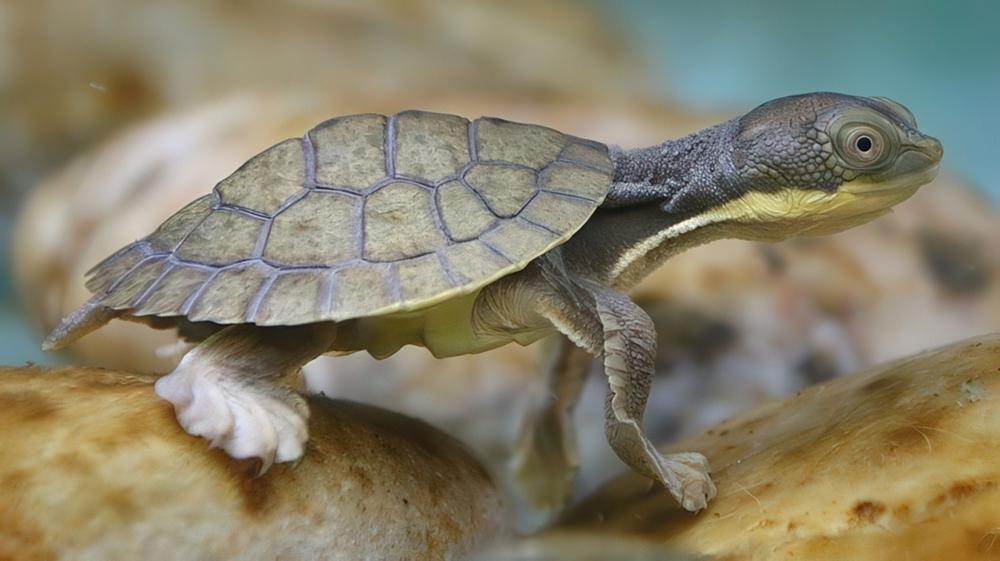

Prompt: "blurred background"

[2,0,998,518]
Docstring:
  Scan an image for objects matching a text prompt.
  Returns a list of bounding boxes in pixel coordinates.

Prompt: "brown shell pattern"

[85,111,613,325]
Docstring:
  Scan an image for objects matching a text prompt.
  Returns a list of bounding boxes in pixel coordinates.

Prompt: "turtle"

[45,92,942,512]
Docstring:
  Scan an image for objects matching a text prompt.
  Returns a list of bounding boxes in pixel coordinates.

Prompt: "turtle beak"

[905,131,944,166]
[885,131,942,185]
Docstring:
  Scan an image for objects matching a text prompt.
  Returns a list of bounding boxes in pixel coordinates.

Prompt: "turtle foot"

[659,451,716,512]
[154,355,309,472]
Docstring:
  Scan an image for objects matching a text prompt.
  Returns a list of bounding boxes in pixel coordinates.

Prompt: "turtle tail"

[42,294,122,351]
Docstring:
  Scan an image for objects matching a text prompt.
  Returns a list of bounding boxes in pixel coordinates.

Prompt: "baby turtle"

[46,93,942,511]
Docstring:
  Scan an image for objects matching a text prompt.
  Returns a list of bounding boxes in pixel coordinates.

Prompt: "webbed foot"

[660,451,716,511]
[155,355,309,472]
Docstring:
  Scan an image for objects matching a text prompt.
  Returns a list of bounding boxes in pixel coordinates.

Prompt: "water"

[604,0,1000,196]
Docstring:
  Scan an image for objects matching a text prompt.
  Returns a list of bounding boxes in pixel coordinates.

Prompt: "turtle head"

[701,92,943,240]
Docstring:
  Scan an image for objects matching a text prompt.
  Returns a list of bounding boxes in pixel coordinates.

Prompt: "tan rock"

[548,334,1000,561]
[0,366,503,561]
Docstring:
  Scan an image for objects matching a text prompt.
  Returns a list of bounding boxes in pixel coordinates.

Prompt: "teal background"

[602,0,999,197]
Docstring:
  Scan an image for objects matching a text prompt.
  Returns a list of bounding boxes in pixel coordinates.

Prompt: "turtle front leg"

[525,272,716,511]
[584,281,716,511]
[510,335,593,507]
[154,323,337,471]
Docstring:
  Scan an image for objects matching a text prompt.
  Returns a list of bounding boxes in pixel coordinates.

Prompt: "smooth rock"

[0,366,503,561]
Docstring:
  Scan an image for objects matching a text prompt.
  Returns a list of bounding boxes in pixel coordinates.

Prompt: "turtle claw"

[154,361,309,470]
[660,452,716,512]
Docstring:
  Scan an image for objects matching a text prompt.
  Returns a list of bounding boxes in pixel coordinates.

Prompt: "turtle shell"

[85,111,613,326]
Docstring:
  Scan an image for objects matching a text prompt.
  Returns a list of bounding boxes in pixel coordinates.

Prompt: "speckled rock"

[0,366,504,561]
[547,334,1000,561]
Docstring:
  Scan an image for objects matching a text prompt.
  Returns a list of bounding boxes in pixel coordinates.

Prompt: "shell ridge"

[517,214,561,236]
[555,157,613,174]
[84,242,157,288]
[458,174,505,220]
[386,263,403,302]
[244,271,278,323]
[428,179,456,244]
[218,203,270,220]
[166,198,217,255]
[252,217,273,257]
[538,188,600,204]
[100,254,164,296]
[385,113,397,178]
[478,239,514,264]
[434,252,461,287]
[131,262,175,308]
[468,119,479,162]
[319,269,337,318]
[301,133,317,186]
[178,267,220,316]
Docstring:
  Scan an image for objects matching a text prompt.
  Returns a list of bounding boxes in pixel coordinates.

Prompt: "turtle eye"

[841,126,887,167]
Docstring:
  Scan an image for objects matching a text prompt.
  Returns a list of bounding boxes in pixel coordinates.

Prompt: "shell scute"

[215,139,305,215]
[187,262,272,323]
[394,111,469,183]
[436,180,496,241]
[364,182,445,262]
[253,271,324,325]
[310,114,386,190]
[134,264,212,316]
[264,191,357,266]
[464,164,537,217]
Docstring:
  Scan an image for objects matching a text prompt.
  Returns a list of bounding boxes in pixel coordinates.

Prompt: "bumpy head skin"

[609,92,943,241]
[721,92,943,239]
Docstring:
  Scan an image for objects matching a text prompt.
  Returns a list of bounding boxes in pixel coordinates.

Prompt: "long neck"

[604,119,740,213]
[561,120,744,289]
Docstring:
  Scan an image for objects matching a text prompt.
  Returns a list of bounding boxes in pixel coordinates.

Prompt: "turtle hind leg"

[510,335,593,508]
[154,323,337,471]
[42,294,122,351]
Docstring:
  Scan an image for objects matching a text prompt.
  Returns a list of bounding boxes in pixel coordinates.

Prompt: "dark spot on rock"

[850,500,886,525]
[209,453,275,516]
[931,480,995,507]
[0,391,58,422]
[918,228,991,296]
[796,350,841,384]
[860,373,906,396]
[349,464,374,494]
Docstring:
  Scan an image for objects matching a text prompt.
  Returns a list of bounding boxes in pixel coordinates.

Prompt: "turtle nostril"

[920,136,944,163]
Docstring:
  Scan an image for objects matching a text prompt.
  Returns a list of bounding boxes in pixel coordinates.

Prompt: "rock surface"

[547,334,1000,561]
[0,366,503,561]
